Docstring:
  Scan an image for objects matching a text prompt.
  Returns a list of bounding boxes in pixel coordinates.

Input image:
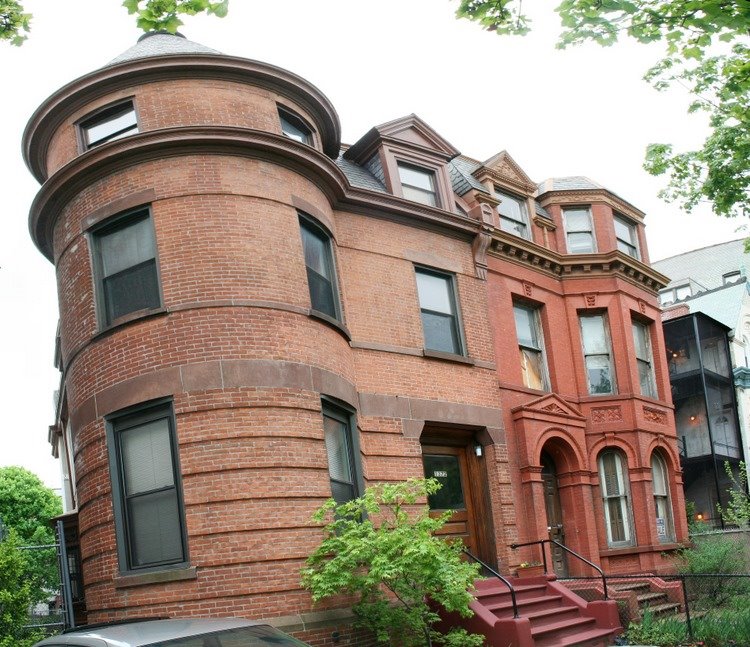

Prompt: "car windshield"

[148,626,309,647]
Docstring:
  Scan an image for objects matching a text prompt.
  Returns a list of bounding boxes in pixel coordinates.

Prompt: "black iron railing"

[510,538,609,599]
[462,549,519,618]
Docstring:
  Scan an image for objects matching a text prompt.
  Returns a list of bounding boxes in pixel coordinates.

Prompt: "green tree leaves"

[0,0,228,44]
[0,0,30,45]
[0,531,43,647]
[0,467,62,604]
[122,0,229,34]
[455,0,750,220]
[302,479,483,647]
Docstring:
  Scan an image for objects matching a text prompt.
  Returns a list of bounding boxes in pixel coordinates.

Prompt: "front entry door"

[422,445,478,557]
[541,454,568,577]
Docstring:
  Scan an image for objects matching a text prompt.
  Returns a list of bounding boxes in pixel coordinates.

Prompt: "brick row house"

[25,33,687,642]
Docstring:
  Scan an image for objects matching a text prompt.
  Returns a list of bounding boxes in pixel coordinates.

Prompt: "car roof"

[35,618,265,646]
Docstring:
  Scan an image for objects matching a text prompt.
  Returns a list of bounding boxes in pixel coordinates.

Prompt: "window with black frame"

[415,267,463,355]
[80,100,138,149]
[108,402,187,571]
[92,208,160,328]
[321,402,361,505]
[299,216,341,321]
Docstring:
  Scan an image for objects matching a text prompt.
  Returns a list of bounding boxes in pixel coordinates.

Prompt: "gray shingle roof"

[107,32,220,66]
[537,176,604,193]
[681,280,749,331]
[335,154,386,193]
[449,157,488,196]
[652,239,750,291]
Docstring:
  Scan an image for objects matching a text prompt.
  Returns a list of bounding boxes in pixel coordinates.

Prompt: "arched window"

[598,450,634,547]
[651,452,675,543]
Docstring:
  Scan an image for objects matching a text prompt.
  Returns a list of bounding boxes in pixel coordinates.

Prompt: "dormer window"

[80,100,138,150]
[278,107,313,145]
[495,189,530,240]
[397,163,438,207]
[614,214,640,259]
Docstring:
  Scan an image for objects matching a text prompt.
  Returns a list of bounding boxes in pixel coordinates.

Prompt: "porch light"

[474,443,483,457]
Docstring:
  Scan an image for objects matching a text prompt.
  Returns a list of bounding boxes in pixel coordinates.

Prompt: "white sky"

[0,0,745,489]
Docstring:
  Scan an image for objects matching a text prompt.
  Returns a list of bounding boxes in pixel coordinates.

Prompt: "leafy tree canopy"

[0,530,43,647]
[0,467,62,603]
[456,0,750,220]
[0,0,228,45]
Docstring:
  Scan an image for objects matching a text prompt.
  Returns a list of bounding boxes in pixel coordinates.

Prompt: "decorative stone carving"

[643,406,668,425]
[541,403,566,414]
[585,294,597,308]
[638,299,647,315]
[591,406,622,423]
[522,281,533,298]
[472,229,492,280]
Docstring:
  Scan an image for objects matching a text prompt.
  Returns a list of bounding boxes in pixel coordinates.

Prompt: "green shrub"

[302,479,483,647]
[626,611,686,647]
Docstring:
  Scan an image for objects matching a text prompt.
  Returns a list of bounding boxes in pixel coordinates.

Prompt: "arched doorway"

[541,452,568,577]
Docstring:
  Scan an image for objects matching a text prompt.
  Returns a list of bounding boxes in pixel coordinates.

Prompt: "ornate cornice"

[23,53,342,182]
[29,126,479,261]
[489,233,669,293]
[473,166,536,195]
[537,189,645,222]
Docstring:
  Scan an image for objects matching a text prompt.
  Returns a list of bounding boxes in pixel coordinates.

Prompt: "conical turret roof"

[107,31,220,66]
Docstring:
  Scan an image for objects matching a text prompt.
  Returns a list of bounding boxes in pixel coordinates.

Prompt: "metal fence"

[20,520,76,635]
[560,573,750,643]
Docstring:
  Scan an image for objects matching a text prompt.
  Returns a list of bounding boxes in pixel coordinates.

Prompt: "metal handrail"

[462,549,520,618]
[510,539,609,599]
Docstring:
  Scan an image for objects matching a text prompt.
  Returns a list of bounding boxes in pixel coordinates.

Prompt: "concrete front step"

[637,591,668,605]
[485,593,565,616]
[536,626,616,647]
[610,581,651,592]
[644,602,681,616]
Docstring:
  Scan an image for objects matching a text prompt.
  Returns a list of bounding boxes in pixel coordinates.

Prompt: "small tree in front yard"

[717,461,750,528]
[0,530,43,647]
[301,478,483,647]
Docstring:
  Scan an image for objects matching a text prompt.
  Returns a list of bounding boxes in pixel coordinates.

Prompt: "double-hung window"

[278,107,313,145]
[80,100,138,149]
[564,207,595,254]
[598,450,634,547]
[614,214,640,259]
[299,215,342,321]
[632,320,657,398]
[651,453,675,543]
[107,401,187,572]
[92,208,161,328]
[415,267,463,355]
[513,303,549,390]
[495,189,530,239]
[398,163,438,207]
[321,402,362,505]
[580,314,615,395]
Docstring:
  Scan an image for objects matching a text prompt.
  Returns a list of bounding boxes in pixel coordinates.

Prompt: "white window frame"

[495,189,531,240]
[579,313,616,395]
[513,302,549,391]
[632,320,657,398]
[598,450,635,547]
[651,452,675,543]
[397,162,439,207]
[614,214,640,259]
[563,207,596,254]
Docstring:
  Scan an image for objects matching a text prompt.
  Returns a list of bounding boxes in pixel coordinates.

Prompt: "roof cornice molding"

[488,233,668,292]
[30,126,478,262]
[473,166,537,195]
[23,54,342,181]
[343,113,460,164]
[537,189,645,221]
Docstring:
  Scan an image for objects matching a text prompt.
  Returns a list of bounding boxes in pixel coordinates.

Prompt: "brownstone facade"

[25,32,687,640]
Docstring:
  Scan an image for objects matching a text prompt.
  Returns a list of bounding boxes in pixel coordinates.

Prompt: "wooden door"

[422,445,478,556]
[541,455,569,577]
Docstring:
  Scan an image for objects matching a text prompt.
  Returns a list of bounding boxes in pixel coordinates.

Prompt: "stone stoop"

[438,577,622,647]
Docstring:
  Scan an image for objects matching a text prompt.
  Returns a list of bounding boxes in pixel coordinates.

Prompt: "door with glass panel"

[421,445,478,556]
